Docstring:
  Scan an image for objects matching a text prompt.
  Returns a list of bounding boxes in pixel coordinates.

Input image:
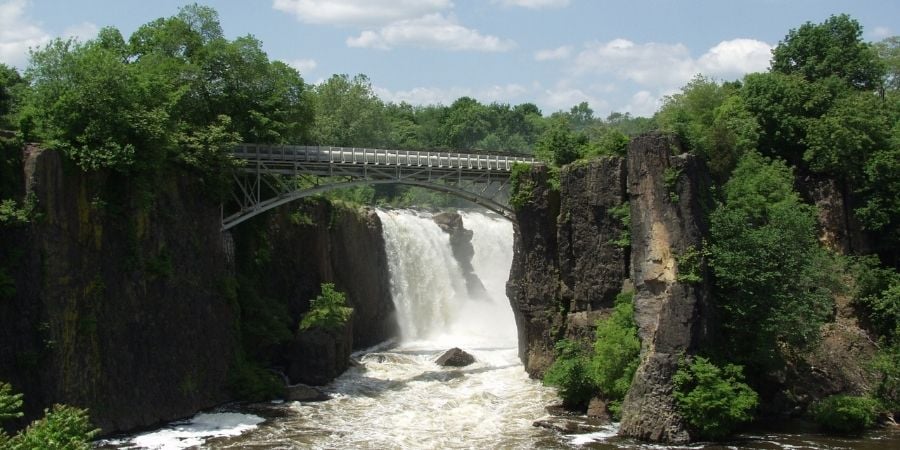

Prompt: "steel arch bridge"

[222,144,539,230]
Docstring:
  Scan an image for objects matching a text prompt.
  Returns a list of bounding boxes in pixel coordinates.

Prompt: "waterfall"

[376,209,517,346]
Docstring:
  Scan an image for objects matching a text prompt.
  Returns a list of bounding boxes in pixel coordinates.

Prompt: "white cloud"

[573,37,772,89]
[285,58,317,73]
[872,26,894,40]
[63,21,99,42]
[375,83,529,106]
[347,14,515,52]
[622,90,663,117]
[697,38,771,77]
[536,79,609,113]
[272,0,451,26]
[492,0,570,9]
[534,45,572,61]
[0,0,51,68]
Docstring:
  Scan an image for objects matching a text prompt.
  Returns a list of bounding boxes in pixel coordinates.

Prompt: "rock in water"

[435,347,476,367]
[286,384,330,402]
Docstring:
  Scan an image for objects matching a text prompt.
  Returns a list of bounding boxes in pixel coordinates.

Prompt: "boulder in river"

[286,383,330,402]
[435,347,476,367]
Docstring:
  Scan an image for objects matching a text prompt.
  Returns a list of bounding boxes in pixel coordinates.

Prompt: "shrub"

[7,405,98,450]
[228,358,285,402]
[810,395,880,434]
[509,163,534,210]
[543,339,595,408]
[872,343,900,413]
[673,356,758,439]
[591,291,640,418]
[0,382,98,449]
[299,283,353,331]
[608,202,631,248]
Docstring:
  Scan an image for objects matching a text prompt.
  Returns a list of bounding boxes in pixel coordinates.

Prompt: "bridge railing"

[232,144,537,171]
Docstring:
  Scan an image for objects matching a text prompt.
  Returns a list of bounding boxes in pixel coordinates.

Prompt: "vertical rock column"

[618,133,711,444]
[506,165,563,377]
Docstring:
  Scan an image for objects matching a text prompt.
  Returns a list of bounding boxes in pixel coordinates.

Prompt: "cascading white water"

[227,208,559,449]
[102,209,563,449]
[379,209,518,345]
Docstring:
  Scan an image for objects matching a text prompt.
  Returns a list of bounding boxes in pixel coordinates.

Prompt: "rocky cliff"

[506,157,628,377]
[617,133,712,443]
[0,147,236,433]
[0,147,397,433]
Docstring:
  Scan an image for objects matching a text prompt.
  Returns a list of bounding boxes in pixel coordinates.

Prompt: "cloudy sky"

[1,0,897,117]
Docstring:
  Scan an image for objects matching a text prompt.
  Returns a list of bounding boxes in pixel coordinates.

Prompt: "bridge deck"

[233,144,536,176]
[224,144,539,230]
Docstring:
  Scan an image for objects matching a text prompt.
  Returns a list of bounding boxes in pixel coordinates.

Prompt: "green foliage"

[0,382,23,422]
[877,36,900,91]
[535,117,586,166]
[313,74,389,147]
[847,256,900,341]
[22,5,313,183]
[872,342,900,413]
[673,356,758,439]
[509,162,535,210]
[7,404,98,450]
[299,283,353,331]
[590,291,640,418]
[676,245,703,284]
[543,291,640,415]
[0,382,98,449]
[228,358,285,402]
[608,202,631,248]
[810,395,880,434]
[708,151,835,368]
[0,196,34,226]
[663,166,681,203]
[771,14,885,89]
[543,339,595,408]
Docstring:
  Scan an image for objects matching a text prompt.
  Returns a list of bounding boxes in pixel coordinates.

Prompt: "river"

[98,209,899,450]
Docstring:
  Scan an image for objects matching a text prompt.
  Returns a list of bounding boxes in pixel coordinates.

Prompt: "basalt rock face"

[433,211,487,298]
[230,198,397,384]
[507,165,563,377]
[0,147,398,435]
[506,159,629,377]
[618,132,712,444]
[0,148,236,433]
[558,158,629,342]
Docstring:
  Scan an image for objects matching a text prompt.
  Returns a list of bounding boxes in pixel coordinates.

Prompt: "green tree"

[0,382,98,449]
[708,151,835,368]
[299,283,353,331]
[590,291,640,417]
[876,36,900,91]
[771,14,884,89]
[313,74,388,147]
[673,357,758,439]
[534,116,584,166]
[441,97,490,150]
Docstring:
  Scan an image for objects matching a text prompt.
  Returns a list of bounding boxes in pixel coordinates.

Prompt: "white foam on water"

[98,412,264,450]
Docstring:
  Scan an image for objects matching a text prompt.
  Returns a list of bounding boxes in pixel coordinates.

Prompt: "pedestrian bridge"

[222,144,539,230]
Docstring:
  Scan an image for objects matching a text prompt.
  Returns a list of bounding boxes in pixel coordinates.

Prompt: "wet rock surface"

[433,211,488,298]
[435,347,476,367]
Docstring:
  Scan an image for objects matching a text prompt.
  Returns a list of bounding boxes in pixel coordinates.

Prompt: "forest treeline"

[1,3,899,443]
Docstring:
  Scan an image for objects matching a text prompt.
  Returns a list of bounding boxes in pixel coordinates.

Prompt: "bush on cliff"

[590,291,640,418]
[708,151,835,369]
[0,382,98,449]
[543,291,640,415]
[299,283,353,331]
[673,357,758,440]
[810,395,880,434]
[543,339,595,408]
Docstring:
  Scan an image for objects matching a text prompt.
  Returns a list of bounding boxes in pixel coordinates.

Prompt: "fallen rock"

[533,416,607,433]
[286,383,330,402]
[435,347,476,367]
[587,397,612,423]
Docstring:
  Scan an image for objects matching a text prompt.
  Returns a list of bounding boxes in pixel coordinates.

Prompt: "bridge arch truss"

[222,144,537,230]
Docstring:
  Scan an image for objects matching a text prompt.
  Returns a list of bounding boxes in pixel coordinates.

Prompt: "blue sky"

[1,0,897,117]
